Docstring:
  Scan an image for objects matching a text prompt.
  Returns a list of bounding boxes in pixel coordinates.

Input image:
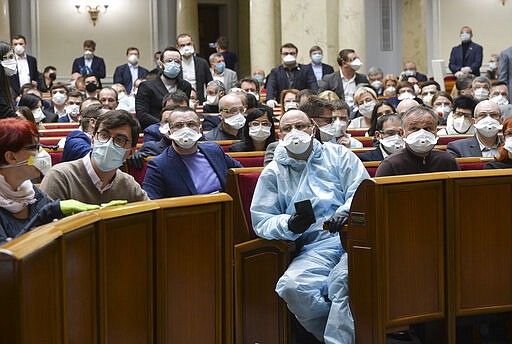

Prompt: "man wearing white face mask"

[447,100,504,158]
[449,26,483,77]
[437,95,477,136]
[471,76,491,102]
[9,34,39,97]
[319,48,369,107]
[358,114,405,161]
[387,81,424,109]
[142,107,241,199]
[59,90,83,123]
[490,81,512,119]
[41,110,149,204]
[205,94,245,141]
[251,109,369,343]
[113,47,149,95]
[376,105,459,176]
[47,82,69,120]
[176,33,213,103]
[265,43,318,108]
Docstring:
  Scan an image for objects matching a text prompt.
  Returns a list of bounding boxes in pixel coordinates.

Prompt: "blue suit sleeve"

[469,44,483,75]
[448,47,460,73]
[498,52,509,84]
[225,153,242,168]
[142,158,166,199]
[305,67,319,91]
[113,66,123,85]
[265,69,278,101]
[96,58,106,79]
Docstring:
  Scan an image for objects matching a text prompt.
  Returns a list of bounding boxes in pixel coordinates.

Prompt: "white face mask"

[474,116,503,138]
[397,91,415,101]
[359,100,376,118]
[205,94,219,105]
[404,129,438,154]
[284,101,298,112]
[350,58,363,71]
[491,95,509,106]
[282,54,296,65]
[84,50,94,59]
[504,137,512,154]
[33,108,46,123]
[65,104,80,119]
[14,44,25,56]
[28,148,52,175]
[189,99,197,109]
[281,128,313,155]
[435,106,451,120]
[159,123,171,139]
[249,125,271,142]
[385,86,396,95]
[169,127,202,149]
[224,113,246,130]
[380,134,405,155]
[319,119,348,142]
[413,84,421,95]
[422,94,433,105]
[1,58,17,77]
[371,80,383,90]
[52,92,67,106]
[453,116,471,134]
[179,46,195,56]
[127,54,138,65]
[474,88,490,101]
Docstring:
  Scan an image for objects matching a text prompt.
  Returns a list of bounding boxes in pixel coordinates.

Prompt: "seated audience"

[447,100,503,158]
[471,76,492,102]
[484,118,512,169]
[205,94,245,141]
[367,66,384,96]
[419,80,441,106]
[202,80,225,130]
[18,93,56,124]
[396,98,420,116]
[358,114,404,161]
[348,86,377,128]
[209,52,237,91]
[83,73,101,98]
[318,90,340,102]
[295,88,317,105]
[15,106,35,123]
[230,108,276,152]
[437,95,477,136]
[37,65,57,93]
[142,106,241,199]
[489,81,512,119]
[40,110,149,204]
[382,74,398,97]
[455,74,475,97]
[387,81,423,109]
[0,119,98,243]
[111,83,135,112]
[431,91,453,125]
[329,99,364,148]
[401,60,428,82]
[47,82,69,120]
[59,90,83,123]
[376,105,459,176]
[98,87,119,110]
[367,100,396,136]
[280,88,300,113]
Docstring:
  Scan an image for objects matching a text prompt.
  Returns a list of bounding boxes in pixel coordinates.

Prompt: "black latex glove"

[126,150,146,170]
[288,212,315,234]
[324,213,348,234]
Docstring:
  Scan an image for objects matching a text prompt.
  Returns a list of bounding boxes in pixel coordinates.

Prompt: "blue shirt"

[312,63,323,81]
[180,150,222,194]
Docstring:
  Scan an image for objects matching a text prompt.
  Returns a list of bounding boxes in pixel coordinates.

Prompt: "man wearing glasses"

[40,110,149,204]
[142,106,241,199]
[447,100,504,158]
[204,94,246,141]
[135,46,192,130]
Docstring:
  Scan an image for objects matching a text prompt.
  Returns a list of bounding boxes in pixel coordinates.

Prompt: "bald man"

[204,94,245,140]
[396,98,419,116]
[251,109,369,343]
[447,100,503,158]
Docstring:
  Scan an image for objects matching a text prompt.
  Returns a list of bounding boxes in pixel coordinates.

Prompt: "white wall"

[35,0,156,82]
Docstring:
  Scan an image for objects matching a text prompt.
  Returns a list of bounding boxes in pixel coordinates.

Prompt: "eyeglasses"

[476,111,501,120]
[2,52,14,60]
[433,101,451,107]
[22,143,41,151]
[248,120,271,128]
[170,120,200,130]
[220,107,245,115]
[280,122,311,133]
[95,130,131,148]
[379,129,401,136]
[491,91,508,97]
[453,111,473,119]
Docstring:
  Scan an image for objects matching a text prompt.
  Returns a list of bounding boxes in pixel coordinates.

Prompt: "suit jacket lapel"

[198,144,225,188]
[154,78,169,98]
[168,147,197,194]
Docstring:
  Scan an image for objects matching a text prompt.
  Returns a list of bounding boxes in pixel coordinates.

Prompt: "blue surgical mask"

[311,53,323,64]
[163,61,181,79]
[91,139,126,172]
[215,62,226,73]
[254,74,264,84]
[460,32,471,43]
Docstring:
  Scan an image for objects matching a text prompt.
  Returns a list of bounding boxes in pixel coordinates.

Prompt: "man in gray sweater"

[41,110,149,204]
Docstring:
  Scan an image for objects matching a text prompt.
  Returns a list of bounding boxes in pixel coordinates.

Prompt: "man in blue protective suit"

[250,109,369,343]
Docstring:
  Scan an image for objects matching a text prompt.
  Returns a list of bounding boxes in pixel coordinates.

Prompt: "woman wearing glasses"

[229,108,276,152]
[0,119,98,244]
[0,41,17,119]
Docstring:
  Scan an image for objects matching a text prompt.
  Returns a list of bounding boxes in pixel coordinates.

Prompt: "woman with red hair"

[0,119,98,243]
[484,117,512,169]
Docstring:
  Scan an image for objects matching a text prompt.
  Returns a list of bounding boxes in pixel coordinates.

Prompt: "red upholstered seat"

[458,161,487,170]
[126,160,148,185]
[238,172,261,238]
[233,156,264,167]
[49,151,63,165]
[437,135,473,145]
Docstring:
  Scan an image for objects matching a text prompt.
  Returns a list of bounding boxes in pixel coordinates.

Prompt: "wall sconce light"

[502,0,506,5]
[75,4,109,26]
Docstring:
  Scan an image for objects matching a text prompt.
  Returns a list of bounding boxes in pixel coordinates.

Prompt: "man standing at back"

[448,26,483,77]
[10,34,39,97]
[303,45,334,82]
[71,40,106,85]
[113,47,149,94]
[265,43,318,108]
[176,33,212,103]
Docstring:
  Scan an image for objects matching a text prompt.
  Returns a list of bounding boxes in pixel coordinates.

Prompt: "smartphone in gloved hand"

[294,199,315,222]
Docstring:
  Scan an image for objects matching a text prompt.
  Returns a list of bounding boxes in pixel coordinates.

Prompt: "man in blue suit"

[449,26,483,77]
[113,47,149,94]
[142,106,241,199]
[358,114,404,162]
[302,45,334,82]
[71,40,106,85]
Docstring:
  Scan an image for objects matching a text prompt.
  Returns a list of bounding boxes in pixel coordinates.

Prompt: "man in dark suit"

[318,48,369,108]
[358,114,404,161]
[71,40,106,85]
[113,47,149,94]
[401,61,428,82]
[142,106,241,199]
[447,100,503,158]
[135,46,192,129]
[10,34,39,97]
[176,33,213,103]
[449,26,483,77]
[265,43,318,107]
[303,45,334,82]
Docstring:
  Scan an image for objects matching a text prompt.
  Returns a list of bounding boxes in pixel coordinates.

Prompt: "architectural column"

[0,0,9,40]
[338,0,366,72]
[402,0,427,73]
[249,0,277,75]
[176,0,199,43]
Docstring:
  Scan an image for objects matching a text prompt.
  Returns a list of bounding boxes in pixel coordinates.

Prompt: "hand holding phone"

[288,200,316,234]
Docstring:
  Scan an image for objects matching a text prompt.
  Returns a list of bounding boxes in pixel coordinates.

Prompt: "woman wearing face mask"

[18,93,47,128]
[431,91,454,126]
[484,118,512,169]
[229,108,276,152]
[280,88,299,113]
[367,100,396,137]
[382,74,398,97]
[348,86,378,129]
[0,41,17,119]
[0,119,99,244]
[437,95,477,136]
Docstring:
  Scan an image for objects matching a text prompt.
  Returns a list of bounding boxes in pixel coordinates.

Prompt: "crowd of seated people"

[2,26,512,343]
